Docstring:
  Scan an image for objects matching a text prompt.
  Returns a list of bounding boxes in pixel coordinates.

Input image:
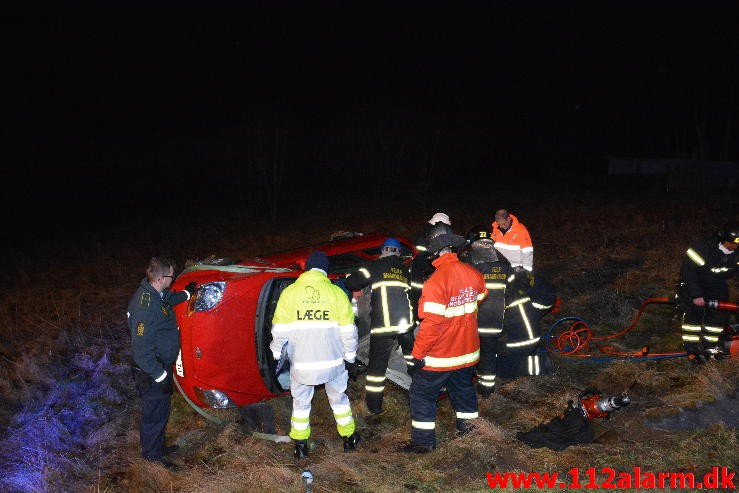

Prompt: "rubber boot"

[476,382,494,399]
[342,433,361,452]
[294,440,309,459]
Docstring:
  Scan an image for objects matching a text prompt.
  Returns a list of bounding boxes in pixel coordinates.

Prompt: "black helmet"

[717,221,739,244]
[426,222,466,255]
[466,224,492,245]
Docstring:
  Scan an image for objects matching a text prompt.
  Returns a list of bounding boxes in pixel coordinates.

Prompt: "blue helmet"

[380,237,403,257]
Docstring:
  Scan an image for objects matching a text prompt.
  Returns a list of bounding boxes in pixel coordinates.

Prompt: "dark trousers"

[409,365,477,448]
[365,332,415,413]
[136,374,172,461]
[682,306,730,353]
[477,335,499,389]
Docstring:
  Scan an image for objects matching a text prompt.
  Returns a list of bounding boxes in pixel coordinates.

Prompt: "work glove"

[344,360,360,381]
[184,281,198,297]
[406,358,425,377]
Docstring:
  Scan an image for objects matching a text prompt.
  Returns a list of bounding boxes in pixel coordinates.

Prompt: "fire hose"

[543,297,738,362]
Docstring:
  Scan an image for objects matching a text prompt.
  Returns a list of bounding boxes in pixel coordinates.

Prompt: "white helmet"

[428,212,451,226]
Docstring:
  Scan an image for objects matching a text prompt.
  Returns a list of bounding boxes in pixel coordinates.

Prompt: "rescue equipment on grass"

[543,297,738,362]
[577,388,631,420]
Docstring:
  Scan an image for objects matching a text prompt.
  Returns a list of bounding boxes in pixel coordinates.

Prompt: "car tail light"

[189,281,226,313]
[194,387,235,408]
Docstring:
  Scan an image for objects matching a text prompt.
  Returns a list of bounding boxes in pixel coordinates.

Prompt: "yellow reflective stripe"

[508,274,516,283]
[425,349,479,368]
[445,301,479,318]
[293,358,344,370]
[528,355,540,375]
[682,335,701,341]
[506,297,531,308]
[476,292,486,301]
[335,415,354,426]
[686,248,705,266]
[478,328,502,334]
[371,280,409,290]
[681,324,702,332]
[532,302,553,310]
[478,375,495,381]
[412,420,435,430]
[423,301,447,315]
[416,245,427,252]
[359,268,371,279]
[371,326,408,334]
[365,385,385,393]
[411,281,424,289]
[704,326,724,333]
[366,375,385,382]
[403,355,413,361]
[506,337,540,348]
[518,304,534,340]
[703,336,719,342]
[456,411,478,419]
[381,286,390,328]
[486,282,506,290]
[711,267,730,273]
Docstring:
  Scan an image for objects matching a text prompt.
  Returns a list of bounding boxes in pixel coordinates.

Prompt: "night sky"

[2,4,738,239]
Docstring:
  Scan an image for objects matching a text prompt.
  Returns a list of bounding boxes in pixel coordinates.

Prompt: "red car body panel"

[171,234,416,408]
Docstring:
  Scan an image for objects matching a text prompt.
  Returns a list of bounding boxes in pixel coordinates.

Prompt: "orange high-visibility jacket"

[413,253,487,371]
[491,213,533,271]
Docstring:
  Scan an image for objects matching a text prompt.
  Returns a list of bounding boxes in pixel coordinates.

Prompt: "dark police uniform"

[679,236,739,355]
[127,279,188,461]
[345,255,414,414]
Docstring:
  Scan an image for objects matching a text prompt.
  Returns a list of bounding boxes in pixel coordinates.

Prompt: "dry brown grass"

[1,192,737,492]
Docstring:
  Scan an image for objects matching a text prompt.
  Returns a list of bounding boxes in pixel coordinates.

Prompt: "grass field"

[1,191,737,492]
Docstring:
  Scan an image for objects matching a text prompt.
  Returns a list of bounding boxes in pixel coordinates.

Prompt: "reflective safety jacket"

[270,269,358,386]
[680,237,738,301]
[491,213,533,272]
[344,256,413,335]
[503,271,541,350]
[413,253,487,371]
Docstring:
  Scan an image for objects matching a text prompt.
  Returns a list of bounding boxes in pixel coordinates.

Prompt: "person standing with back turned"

[270,251,361,459]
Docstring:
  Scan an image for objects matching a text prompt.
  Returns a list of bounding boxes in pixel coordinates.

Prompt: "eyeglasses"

[163,275,175,280]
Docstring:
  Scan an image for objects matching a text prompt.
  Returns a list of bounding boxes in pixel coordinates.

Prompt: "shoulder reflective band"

[686,248,705,266]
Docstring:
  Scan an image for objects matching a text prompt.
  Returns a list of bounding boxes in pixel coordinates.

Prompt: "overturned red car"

[170,233,416,408]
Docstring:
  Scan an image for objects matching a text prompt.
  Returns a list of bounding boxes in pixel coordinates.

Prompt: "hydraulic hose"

[173,376,291,443]
[543,297,689,361]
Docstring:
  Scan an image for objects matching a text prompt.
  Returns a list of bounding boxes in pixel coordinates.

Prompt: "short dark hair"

[146,256,176,282]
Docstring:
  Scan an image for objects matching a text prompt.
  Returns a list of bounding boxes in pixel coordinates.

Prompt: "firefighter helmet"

[717,221,739,245]
[426,222,466,255]
[380,237,402,257]
[428,212,451,226]
[466,224,492,244]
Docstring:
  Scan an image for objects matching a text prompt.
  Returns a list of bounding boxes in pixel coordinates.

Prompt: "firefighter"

[460,225,511,397]
[404,223,487,453]
[344,238,414,415]
[127,256,197,469]
[491,209,534,272]
[270,251,361,459]
[409,213,452,332]
[496,267,555,378]
[678,222,739,360]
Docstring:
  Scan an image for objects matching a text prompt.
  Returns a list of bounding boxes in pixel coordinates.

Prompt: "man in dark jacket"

[127,256,196,468]
[678,222,739,359]
[460,225,510,397]
[345,238,414,414]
